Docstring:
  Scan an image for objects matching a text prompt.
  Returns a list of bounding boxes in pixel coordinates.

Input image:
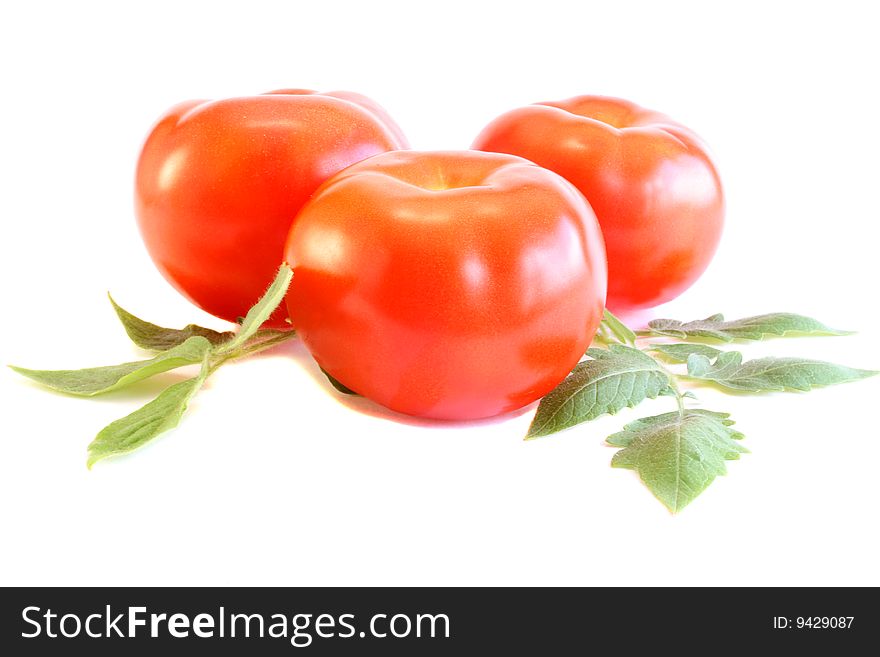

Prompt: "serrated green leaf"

[87,354,211,467]
[215,264,293,355]
[10,336,212,396]
[607,409,742,446]
[600,309,637,345]
[526,345,669,439]
[609,409,747,513]
[685,352,878,392]
[320,368,359,396]
[647,313,850,342]
[109,294,232,350]
[651,343,724,364]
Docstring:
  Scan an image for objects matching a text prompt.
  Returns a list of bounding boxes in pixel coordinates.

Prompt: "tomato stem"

[641,348,686,418]
[666,375,686,418]
[209,331,298,374]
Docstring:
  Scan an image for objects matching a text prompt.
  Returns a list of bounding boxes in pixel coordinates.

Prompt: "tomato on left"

[135,90,408,327]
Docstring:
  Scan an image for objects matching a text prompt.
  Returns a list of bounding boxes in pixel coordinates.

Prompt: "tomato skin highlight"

[473,95,724,312]
[284,150,607,420]
[135,90,407,328]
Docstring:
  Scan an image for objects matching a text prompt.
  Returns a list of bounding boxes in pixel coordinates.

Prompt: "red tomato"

[284,151,607,420]
[473,96,724,312]
[135,90,408,327]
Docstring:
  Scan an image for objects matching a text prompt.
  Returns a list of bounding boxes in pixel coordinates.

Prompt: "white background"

[1,0,878,586]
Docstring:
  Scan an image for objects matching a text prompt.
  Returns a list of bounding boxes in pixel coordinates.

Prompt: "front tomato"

[284,151,607,420]
[473,96,724,313]
[135,90,407,327]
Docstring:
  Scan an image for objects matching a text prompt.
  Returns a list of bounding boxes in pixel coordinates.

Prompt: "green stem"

[209,330,298,374]
[666,373,686,417]
[233,331,297,358]
[640,344,686,418]
[591,328,613,347]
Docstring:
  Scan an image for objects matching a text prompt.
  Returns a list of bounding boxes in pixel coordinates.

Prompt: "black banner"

[0,587,874,654]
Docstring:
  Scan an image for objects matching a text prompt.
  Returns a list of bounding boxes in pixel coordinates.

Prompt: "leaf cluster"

[527,311,876,511]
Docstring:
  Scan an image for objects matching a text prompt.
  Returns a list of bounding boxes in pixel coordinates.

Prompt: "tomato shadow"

[273,339,536,430]
[331,391,537,430]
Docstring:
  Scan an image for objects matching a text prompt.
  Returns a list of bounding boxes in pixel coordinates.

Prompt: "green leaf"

[600,309,637,345]
[686,352,878,392]
[109,294,233,350]
[646,313,850,342]
[658,387,698,401]
[215,264,293,355]
[609,409,747,513]
[526,345,669,439]
[651,343,723,364]
[87,354,211,467]
[10,336,212,396]
[320,368,359,396]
